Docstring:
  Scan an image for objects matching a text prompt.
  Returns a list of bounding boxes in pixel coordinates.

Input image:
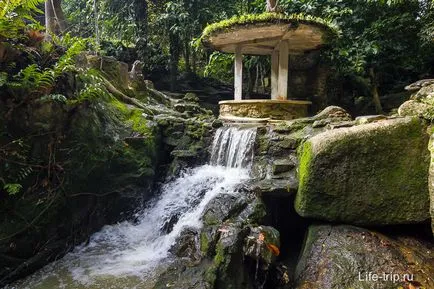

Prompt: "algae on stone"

[295,117,430,225]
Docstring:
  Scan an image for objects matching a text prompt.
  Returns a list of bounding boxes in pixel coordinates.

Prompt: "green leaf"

[0,72,7,87]
[3,183,23,195]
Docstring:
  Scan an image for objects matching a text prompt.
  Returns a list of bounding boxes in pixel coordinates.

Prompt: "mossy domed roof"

[201,13,339,55]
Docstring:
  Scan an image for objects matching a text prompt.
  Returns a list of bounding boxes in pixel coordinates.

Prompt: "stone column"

[271,50,279,100]
[278,41,289,100]
[234,46,243,100]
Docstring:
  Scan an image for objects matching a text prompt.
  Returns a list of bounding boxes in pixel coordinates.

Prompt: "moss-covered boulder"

[295,117,430,225]
[295,225,434,289]
[398,99,434,120]
[399,82,434,121]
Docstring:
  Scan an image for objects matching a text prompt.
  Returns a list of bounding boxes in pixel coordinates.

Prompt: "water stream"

[8,126,257,289]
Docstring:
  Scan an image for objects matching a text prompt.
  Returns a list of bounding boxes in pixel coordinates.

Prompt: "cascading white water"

[9,126,257,289]
[210,126,257,168]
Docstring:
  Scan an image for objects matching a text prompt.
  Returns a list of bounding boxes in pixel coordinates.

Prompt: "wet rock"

[272,159,296,175]
[152,260,213,289]
[247,179,298,196]
[204,223,255,289]
[211,119,223,129]
[244,226,280,265]
[232,195,267,226]
[296,117,430,225]
[295,225,434,289]
[170,228,202,264]
[201,194,247,226]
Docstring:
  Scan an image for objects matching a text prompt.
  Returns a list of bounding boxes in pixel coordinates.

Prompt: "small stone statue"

[129,60,145,90]
[129,60,144,82]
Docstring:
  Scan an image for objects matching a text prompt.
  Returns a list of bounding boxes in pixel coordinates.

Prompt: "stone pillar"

[271,50,279,100]
[234,46,243,100]
[278,41,289,100]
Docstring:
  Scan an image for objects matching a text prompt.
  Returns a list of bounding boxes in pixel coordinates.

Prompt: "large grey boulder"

[295,117,430,225]
[399,82,434,121]
[295,225,434,289]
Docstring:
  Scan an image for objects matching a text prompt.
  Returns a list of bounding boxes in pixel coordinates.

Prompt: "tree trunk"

[93,0,100,49]
[45,0,66,35]
[169,33,181,92]
[369,67,383,114]
[134,0,148,66]
[45,1,55,35]
[192,49,197,75]
[52,0,66,32]
[266,0,278,12]
[184,40,191,73]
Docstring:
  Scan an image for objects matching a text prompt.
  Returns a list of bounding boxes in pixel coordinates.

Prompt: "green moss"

[109,97,154,138]
[203,241,226,286]
[201,12,340,45]
[213,241,226,266]
[109,97,130,115]
[129,109,152,136]
[294,140,312,212]
[295,118,430,224]
[200,232,210,254]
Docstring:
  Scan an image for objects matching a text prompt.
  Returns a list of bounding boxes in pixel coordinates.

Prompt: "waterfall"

[210,126,257,168]
[10,126,257,289]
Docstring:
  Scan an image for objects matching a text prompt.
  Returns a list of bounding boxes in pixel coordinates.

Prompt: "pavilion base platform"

[219,99,311,121]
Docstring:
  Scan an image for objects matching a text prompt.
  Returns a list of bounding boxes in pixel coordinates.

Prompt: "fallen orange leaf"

[266,243,280,256]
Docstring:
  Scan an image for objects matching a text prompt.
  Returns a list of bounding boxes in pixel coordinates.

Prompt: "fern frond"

[39,94,67,103]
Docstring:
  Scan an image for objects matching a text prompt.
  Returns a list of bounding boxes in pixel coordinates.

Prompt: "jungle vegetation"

[1,0,434,197]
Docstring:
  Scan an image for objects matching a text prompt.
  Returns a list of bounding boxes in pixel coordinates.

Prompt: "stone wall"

[219,100,310,120]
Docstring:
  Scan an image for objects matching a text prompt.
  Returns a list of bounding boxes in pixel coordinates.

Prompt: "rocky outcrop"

[251,106,354,197]
[400,82,434,235]
[0,55,215,286]
[153,189,281,289]
[153,105,433,289]
[295,117,430,225]
[399,82,434,121]
[295,225,434,289]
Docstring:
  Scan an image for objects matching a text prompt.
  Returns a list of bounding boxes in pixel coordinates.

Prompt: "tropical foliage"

[0,0,45,41]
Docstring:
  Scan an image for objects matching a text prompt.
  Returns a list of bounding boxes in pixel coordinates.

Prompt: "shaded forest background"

[0,1,434,285]
[45,0,434,114]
